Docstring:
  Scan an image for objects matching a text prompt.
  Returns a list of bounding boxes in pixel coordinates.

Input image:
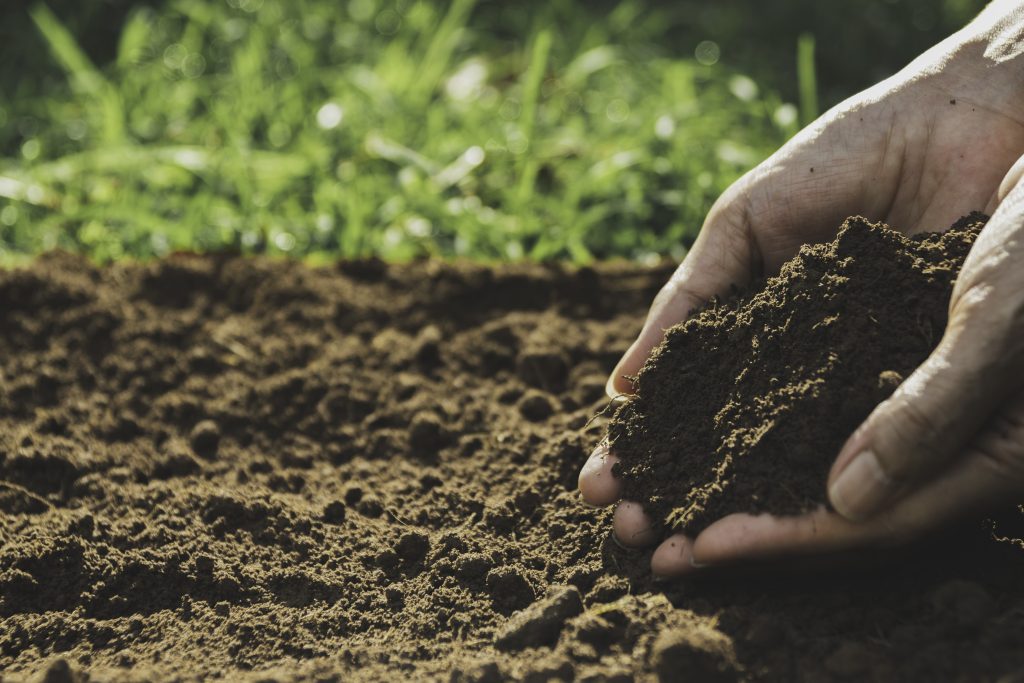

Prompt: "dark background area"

[1,0,987,107]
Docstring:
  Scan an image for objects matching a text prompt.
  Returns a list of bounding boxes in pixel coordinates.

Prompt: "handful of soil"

[607,213,987,534]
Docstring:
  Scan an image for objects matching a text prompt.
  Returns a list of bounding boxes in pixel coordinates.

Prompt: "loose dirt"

[1,243,1022,682]
[608,213,988,532]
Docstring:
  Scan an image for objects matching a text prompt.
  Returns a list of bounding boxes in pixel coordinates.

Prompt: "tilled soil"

[0,252,1022,682]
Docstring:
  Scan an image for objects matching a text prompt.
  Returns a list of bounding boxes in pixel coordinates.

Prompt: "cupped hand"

[581,20,1024,577]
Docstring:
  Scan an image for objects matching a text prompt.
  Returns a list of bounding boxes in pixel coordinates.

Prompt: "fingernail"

[689,555,708,569]
[604,372,622,400]
[605,341,639,398]
[828,449,893,521]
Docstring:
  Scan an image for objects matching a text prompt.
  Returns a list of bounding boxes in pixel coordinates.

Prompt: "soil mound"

[609,214,987,533]
[0,247,1022,682]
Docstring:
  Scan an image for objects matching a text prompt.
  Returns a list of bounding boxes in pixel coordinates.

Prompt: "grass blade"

[515,28,552,205]
[30,3,125,144]
[410,0,478,104]
[797,32,818,126]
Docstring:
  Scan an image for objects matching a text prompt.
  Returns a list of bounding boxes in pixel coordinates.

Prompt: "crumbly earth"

[609,213,989,533]
[0,250,1022,682]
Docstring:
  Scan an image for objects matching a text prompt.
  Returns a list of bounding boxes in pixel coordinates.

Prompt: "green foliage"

[0,0,984,262]
[796,33,818,127]
[0,0,800,262]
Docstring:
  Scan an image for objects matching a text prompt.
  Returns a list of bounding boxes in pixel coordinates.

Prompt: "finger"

[606,185,759,397]
[828,312,1019,521]
[650,533,699,579]
[578,443,621,507]
[696,399,1024,565]
[691,508,862,565]
[829,176,1024,521]
[612,501,659,547]
[991,151,1024,211]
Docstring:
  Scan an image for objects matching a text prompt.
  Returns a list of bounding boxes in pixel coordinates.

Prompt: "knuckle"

[972,402,1024,483]
[951,262,1024,368]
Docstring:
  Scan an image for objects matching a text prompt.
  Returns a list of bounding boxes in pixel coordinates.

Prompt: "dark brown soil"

[1,248,1022,682]
[608,213,988,533]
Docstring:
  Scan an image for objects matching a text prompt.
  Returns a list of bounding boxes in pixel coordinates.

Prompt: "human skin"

[578,0,1024,578]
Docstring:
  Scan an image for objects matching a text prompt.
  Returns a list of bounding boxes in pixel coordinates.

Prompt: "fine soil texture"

[1,244,1023,682]
[608,213,990,533]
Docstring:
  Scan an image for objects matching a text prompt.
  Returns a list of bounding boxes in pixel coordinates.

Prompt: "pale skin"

[579,0,1024,578]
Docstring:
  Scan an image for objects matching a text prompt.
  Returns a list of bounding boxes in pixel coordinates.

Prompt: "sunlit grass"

[0,0,802,262]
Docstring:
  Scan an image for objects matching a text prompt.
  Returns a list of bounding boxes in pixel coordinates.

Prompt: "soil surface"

[1,247,1023,682]
[608,213,988,533]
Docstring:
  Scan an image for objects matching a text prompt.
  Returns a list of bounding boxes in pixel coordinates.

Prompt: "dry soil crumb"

[609,214,987,533]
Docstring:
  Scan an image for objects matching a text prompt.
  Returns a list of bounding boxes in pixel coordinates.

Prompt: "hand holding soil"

[581,1,1024,578]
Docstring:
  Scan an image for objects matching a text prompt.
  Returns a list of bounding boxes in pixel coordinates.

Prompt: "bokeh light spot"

[375,9,401,35]
[606,98,630,123]
[21,139,41,161]
[654,115,675,140]
[316,102,344,129]
[695,40,720,66]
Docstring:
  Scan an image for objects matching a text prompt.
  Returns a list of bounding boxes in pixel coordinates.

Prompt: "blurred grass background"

[0,0,986,262]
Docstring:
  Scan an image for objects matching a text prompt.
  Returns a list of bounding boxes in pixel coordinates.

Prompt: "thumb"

[828,175,1024,521]
[606,186,758,398]
[828,282,1023,522]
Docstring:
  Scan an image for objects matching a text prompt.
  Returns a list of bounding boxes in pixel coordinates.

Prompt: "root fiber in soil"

[0,244,1022,682]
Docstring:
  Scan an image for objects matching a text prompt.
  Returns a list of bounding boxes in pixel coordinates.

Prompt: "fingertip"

[605,372,625,400]
[606,340,640,399]
[612,500,659,547]
[578,444,621,507]
[651,533,698,579]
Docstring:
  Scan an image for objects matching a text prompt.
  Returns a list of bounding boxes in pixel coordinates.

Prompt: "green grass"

[0,0,807,263]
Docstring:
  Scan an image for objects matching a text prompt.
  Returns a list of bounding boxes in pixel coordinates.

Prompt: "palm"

[742,85,1024,277]
[692,389,1024,568]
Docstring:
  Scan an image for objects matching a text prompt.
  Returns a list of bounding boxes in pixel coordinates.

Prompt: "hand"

[580,11,1024,577]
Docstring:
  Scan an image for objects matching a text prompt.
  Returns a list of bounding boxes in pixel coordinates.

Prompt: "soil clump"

[609,214,990,533]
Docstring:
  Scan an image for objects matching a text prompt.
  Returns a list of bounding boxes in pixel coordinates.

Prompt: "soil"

[0,246,1023,682]
[607,213,989,533]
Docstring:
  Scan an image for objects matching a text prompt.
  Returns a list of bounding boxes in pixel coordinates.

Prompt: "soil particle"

[486,566,536,611]
[494,585,584,651]
[396,530,431,564]
[449,661,505,683]
[649,623,739,683]
[609,214,988,532]
[516,349,570,392]
[518,390,556,422]
[929,579,997,629]
[321,500,347,524]
[0,250,1022,682]
[414,325,444,368]
[454,552,494,580]
[189,419,221,458]
[408,411,447,452]
[38,659,82,683]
